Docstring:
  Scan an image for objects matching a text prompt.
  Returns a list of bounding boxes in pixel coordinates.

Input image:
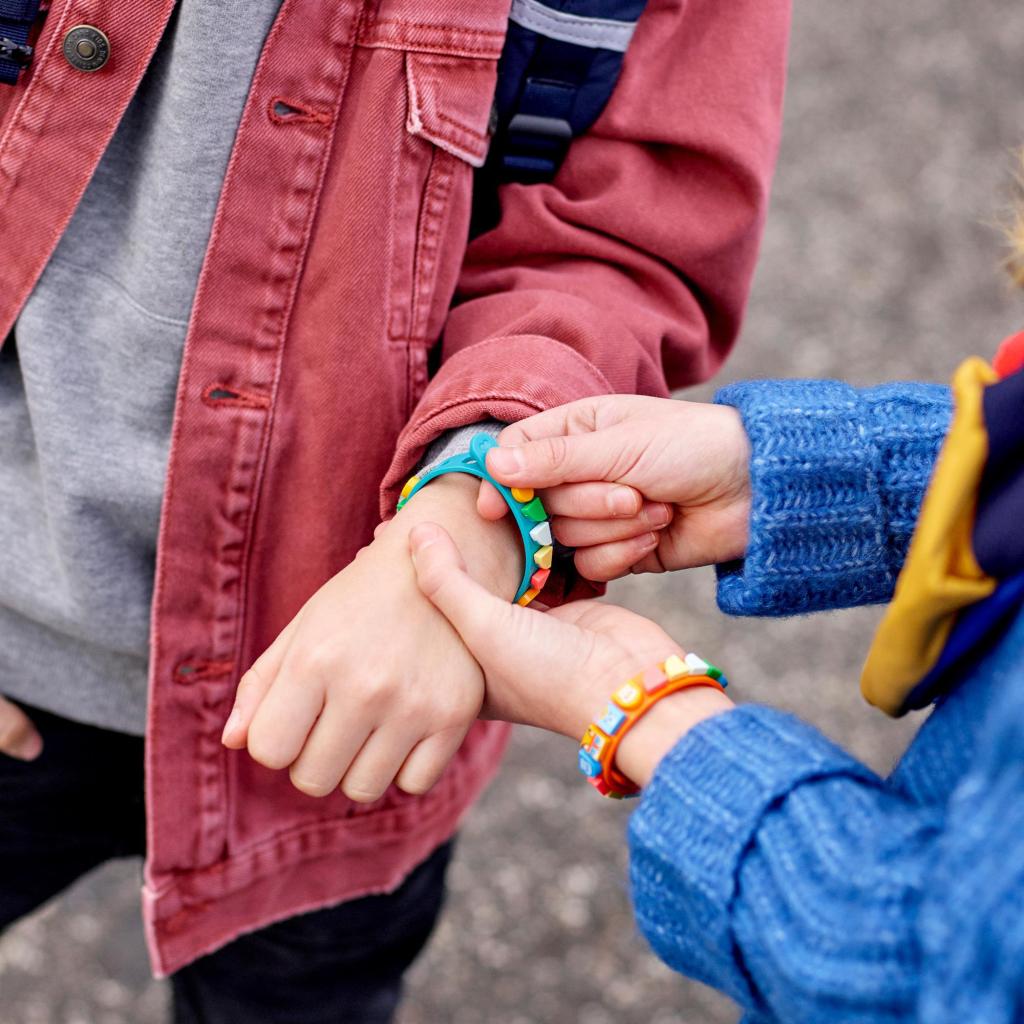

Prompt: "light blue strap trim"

[508,0,638,53]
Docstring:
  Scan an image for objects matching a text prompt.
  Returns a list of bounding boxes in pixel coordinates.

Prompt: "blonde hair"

[1005,151,1024,288]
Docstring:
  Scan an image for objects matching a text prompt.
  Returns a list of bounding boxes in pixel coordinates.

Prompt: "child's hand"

[221,475,520,802]
[0,695,42,760]
[409,522,732,783]
[476,396,752,581]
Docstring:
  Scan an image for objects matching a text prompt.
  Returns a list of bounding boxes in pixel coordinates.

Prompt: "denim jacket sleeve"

[713,380,952,616]
[381,0,792,514]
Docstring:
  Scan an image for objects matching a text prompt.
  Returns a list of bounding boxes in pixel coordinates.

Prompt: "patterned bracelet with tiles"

[396,432,553,607]
[578,653,728,799]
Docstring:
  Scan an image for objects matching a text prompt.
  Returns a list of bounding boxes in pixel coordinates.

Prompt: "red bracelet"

[577,653,727,799]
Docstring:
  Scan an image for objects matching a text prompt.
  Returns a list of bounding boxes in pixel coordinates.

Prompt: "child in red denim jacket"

[0,0,789,1018]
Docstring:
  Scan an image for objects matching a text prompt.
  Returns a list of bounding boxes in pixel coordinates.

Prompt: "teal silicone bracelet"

[396,433,553,606]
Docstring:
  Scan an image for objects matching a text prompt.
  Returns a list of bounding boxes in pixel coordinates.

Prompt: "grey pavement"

[3,1,1024,1021]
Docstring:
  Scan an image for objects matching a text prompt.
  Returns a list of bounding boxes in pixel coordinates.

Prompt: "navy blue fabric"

[0,0,38,19]
[556,0,646,19]
[975,369,1024,578]
[904,571,1024,711]
[472,0,648,233]
[0,0,40,86]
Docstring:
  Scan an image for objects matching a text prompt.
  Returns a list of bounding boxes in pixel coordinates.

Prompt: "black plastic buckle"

[502,113,573,182]
[0,35,32,67]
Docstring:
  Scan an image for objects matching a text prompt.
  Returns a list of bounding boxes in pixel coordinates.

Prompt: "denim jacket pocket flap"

[405,51,497,168]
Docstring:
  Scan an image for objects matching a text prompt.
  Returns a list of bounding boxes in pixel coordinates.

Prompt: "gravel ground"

[4,2,1024,1021]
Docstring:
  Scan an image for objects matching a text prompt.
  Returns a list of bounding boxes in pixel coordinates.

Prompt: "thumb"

[409,523,520,666]
[476,480,509,521]
[485,426,641,490]
[410,522,603,731]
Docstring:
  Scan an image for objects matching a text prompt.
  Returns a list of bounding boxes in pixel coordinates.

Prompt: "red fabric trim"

[994,330,1024,379]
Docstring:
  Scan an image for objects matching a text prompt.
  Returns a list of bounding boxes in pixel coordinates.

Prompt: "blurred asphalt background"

[4,1,1024,1022]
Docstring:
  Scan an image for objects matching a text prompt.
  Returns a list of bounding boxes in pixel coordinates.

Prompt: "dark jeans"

[0,701,451,1024]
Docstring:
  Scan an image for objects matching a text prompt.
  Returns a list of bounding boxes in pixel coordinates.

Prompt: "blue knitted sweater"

[628,380,1024,1023]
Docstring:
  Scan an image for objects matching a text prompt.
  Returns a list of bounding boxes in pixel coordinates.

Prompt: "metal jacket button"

[62,25,109,72]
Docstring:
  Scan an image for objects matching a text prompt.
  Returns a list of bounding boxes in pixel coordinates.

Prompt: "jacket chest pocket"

[311,24,501,421]
[384,45,498,412]
[394,52,496,343]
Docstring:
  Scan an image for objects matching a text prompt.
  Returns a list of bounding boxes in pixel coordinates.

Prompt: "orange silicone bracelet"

[578,653,727,799]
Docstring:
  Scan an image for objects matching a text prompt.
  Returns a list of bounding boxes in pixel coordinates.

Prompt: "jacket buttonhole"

[269,97,332,126]
[174,659,234,684]
[202,384,271,410]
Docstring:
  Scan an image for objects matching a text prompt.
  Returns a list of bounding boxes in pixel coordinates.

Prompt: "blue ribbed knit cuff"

[628,705,878,1007]
[713,380,950,616]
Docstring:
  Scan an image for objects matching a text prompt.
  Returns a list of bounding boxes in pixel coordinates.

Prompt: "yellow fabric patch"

[861,358,999,716]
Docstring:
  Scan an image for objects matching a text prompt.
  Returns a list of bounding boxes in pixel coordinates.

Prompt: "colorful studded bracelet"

[578,653,728,799]
[397,432,553,607]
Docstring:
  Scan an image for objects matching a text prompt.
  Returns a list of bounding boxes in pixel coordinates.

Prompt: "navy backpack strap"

[0,0,42,86]
[471,0,648,236]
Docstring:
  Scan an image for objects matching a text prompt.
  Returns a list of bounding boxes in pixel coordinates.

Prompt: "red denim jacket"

[0,0,789,975]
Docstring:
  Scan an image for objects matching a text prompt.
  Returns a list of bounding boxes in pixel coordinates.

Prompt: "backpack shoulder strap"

[0,0,42,86]
[471,0,649,235]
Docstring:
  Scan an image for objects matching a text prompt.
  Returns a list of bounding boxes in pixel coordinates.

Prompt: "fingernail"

[409,524,439,559]
[221,708,241,743]
[649,502,673,527]
[608,486,638,517]
[12,732,42,761]
[640,532,659,549]
[487,446,523,478]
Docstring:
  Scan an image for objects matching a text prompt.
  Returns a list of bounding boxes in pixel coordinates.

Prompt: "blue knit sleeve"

[628,706,943,1022]
[713,380,952,616]
[915,613,1024,1024]
[629,613,1024,1024]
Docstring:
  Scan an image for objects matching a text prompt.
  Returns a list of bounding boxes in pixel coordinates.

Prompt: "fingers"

[497,395,648,447]
[287,702,374,798]
[0,696,42,761]
[496,402,595,448]
[340,726,421,804]
[222,612,301,748]
[486,429,638,490]
[476,479,509,521]
[629,547,672,576]
[541,481,643,519]
[395,724,470,796]
[288,711,467,803]
[481,477,645,531]
[551,501,672,547]
[573,532,662,582]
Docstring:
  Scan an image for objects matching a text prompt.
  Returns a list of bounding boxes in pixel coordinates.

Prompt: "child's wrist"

[615,687,734,787]
[391,474,521,600]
